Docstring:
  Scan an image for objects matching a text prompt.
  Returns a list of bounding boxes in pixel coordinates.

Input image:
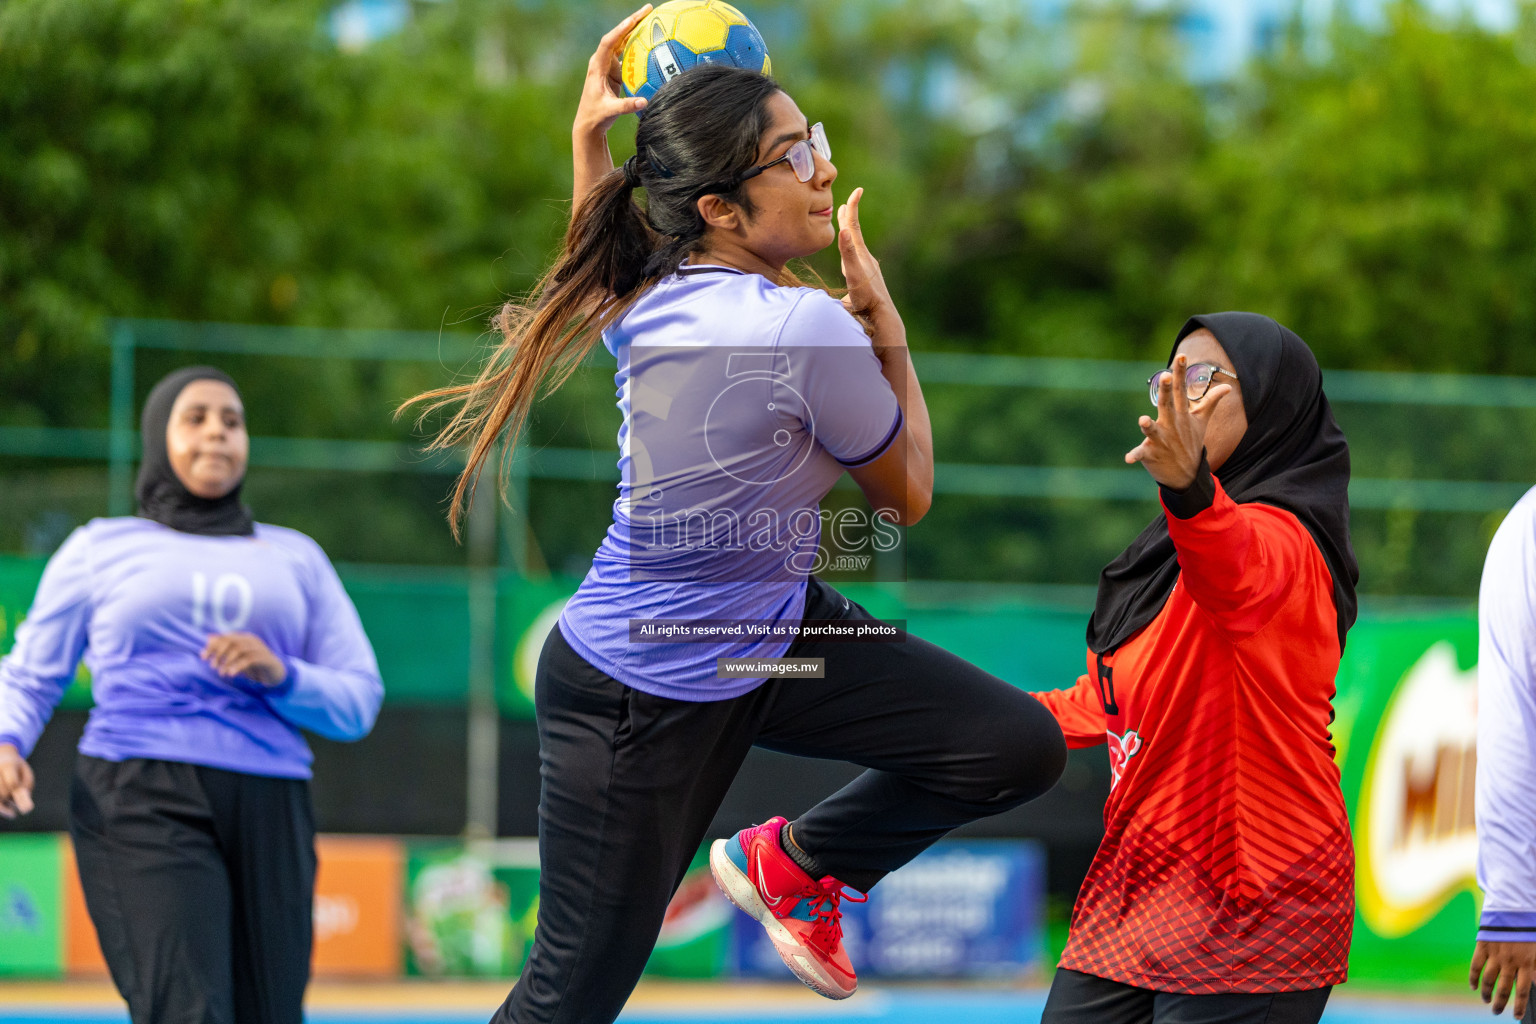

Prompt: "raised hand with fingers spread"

[1126,353,1234,491]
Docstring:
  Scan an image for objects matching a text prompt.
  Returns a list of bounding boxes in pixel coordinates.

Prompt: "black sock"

[779,822,822,878]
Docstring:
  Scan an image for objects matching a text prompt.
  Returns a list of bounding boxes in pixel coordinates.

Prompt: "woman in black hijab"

[134,365,257,536]
[1033,314,1360,1024]
[0,367,382,1024]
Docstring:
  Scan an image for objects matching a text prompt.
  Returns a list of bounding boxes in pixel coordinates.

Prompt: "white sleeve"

[1476,488,1536,941]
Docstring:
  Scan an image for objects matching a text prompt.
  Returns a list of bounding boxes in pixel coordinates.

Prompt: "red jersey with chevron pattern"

[1032,480,1353,993]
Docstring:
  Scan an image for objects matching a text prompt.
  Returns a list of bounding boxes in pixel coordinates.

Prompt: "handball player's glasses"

[1147,362,1239,406]
[735,123,831,185]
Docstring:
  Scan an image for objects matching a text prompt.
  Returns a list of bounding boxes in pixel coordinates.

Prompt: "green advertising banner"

[499,578,581,720]
[1334,610,1481,985]
[0,833,63,976]
[399,838,734,980]
[645,846,733,978]
[402,840,541,978]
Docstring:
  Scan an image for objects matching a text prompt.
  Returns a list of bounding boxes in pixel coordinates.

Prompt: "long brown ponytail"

[400,65,785,538]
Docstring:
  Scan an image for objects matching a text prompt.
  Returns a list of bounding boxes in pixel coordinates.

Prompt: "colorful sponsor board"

[733,840,1046,979]
[0,833,404,978]
[401,839,734,979]
[403,839,541,977]
[60,839,106,976]
[0,833,62,976]
[501,580,573,719]
[1335,613,1481,983]
[646,847,734,978]
[312,836,404,977]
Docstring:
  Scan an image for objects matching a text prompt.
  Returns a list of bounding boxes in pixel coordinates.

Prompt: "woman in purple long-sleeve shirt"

[0,366,382,1024]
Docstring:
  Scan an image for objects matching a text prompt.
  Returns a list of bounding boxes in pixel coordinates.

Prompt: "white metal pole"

[464,469,500,839]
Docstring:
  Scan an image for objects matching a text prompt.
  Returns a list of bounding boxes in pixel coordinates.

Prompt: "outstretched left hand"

[202,631,288,687]
[1126,354,1232,490]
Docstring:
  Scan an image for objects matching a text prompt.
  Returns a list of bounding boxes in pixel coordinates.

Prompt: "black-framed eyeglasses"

[735,122,831,185]
[1147,362,1239,406]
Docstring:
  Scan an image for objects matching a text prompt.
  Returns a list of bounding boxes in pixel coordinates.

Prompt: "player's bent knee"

[997,732,1068,807]
[956,697,1068,810]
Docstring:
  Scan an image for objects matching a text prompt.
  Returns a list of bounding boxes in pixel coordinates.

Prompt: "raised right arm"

[0,528,94,815]
[572,6,653,210]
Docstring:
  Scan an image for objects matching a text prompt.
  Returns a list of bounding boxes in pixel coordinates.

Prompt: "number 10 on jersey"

[191,572,254,632]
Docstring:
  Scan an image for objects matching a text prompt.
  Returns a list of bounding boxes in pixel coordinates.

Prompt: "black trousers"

[491,576,1068,1024]
[1042,969,1332,1024]
[69,755,317,1024]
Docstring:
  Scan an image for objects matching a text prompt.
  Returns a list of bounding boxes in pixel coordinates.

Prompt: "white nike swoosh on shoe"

[755,856,787,908]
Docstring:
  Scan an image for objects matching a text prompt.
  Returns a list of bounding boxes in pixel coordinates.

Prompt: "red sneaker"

[709,816,867,999]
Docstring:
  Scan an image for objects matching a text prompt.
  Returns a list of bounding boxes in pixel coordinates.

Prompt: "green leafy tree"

[6,0,1536,594]
[0,0,583,433]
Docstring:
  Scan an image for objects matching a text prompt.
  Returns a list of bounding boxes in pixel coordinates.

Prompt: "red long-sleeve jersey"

[1033,479,1352,993]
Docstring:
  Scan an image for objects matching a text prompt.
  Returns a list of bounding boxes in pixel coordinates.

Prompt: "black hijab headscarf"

[1085,312,1359,655]
[134,366,255,537]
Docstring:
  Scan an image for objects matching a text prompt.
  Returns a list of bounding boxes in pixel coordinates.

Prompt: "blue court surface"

[0,984,1513,1024]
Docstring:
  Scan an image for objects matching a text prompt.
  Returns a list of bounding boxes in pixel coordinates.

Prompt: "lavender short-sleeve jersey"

[558,266,903,700]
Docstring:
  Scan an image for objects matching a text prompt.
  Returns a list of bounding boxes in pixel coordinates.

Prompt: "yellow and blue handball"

[620,0,771,102]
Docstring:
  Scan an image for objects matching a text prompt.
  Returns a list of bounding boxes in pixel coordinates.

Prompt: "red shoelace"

[801,877,868,953]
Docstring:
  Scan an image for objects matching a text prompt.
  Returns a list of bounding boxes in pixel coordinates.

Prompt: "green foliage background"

[3,0,1535,594]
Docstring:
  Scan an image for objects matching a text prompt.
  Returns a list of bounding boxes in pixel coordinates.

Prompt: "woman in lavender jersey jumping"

[0,366,383,1024]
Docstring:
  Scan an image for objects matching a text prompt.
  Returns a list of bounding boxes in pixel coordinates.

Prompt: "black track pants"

[1042,969,1333,1024]
[491,576,1068,1024]
[69,756,317,1024]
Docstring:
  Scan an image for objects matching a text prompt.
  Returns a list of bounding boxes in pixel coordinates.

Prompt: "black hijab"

[1085,313,1359,655]
[134,366,255,536]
